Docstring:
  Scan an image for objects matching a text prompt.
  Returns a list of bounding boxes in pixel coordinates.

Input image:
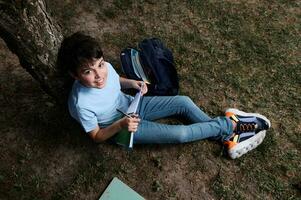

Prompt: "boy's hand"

[120,114,140,132]
[132,80,148,95]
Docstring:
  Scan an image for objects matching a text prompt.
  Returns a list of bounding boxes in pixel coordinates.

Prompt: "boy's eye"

[83,70,91,74]
[99,62,105,68]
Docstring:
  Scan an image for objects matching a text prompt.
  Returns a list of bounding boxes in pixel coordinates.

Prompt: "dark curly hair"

[57,32,103,75]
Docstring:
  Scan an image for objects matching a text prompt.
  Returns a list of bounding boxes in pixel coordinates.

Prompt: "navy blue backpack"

[120,38,179,96]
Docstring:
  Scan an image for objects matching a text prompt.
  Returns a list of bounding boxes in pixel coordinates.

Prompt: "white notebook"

[126,90,142,148]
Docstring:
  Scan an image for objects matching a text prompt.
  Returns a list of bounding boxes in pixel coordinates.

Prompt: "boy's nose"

[95,70,101,79]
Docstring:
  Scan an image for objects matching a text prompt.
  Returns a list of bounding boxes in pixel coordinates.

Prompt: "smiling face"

[72,57,108,89]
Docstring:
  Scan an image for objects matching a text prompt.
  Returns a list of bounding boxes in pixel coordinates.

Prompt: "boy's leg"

[138,96,211,123]
[134,117,233,144]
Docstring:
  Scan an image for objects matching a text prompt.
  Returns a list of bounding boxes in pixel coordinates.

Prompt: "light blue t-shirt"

[68,62,134,132]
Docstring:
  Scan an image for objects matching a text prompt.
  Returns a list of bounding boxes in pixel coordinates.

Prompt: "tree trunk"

[0,0,69,104]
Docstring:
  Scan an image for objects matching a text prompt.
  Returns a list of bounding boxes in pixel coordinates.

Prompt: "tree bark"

[0,0,69,104]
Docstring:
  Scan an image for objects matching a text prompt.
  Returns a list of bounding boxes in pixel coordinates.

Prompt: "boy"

[57,32,271,159]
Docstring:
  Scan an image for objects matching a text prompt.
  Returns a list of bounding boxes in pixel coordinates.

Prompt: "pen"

[116,108,133,118]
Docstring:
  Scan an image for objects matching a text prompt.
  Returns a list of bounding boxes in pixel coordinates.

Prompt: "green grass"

[1,0,300,199]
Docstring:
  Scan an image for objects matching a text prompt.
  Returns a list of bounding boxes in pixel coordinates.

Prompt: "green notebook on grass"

[113,129,131,148]
[99,177,145,200]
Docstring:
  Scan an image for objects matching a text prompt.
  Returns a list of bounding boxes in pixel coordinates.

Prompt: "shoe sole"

[225,108,271,128]
[228,130,266,159]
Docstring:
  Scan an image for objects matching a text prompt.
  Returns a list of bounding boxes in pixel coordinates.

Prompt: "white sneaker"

[224,108,271,159]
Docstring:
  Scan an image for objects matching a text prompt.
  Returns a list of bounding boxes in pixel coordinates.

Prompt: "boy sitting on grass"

[57,32,271,159]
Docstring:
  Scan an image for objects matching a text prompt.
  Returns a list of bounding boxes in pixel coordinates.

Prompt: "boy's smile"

[74,57,108,89]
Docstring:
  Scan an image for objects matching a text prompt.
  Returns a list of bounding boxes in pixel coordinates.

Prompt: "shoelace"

[237,122,257,133]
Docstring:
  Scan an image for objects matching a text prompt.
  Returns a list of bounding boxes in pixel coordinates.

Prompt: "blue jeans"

[134,96,233,144]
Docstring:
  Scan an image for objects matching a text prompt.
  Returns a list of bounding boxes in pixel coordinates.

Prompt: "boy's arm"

[88,116,140,143]
[119,77,148,94]
[119,77,138,89]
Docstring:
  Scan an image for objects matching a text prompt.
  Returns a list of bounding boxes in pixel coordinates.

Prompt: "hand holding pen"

[117,109,140,133]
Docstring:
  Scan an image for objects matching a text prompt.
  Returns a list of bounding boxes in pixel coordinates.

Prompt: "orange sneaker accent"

[224,140,237,149]
[225,112,234,117]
